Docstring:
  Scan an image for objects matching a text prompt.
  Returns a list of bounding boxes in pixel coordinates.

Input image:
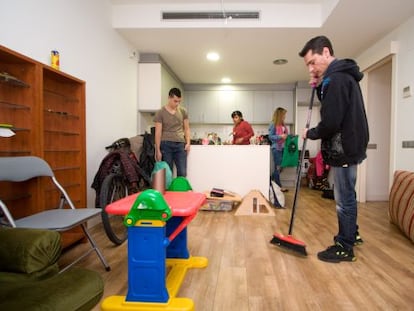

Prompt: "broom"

[270,87,316,256]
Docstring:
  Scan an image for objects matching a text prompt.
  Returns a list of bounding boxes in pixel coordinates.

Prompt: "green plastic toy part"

[168,177,193,192]
[124,189,172,227]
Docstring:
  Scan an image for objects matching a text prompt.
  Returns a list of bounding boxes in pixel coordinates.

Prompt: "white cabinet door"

[217,90,253,124]
[186,91,218,123]
[186,89,293,125]
[138,63,162,111]
[217,90,235,123]
[296,88,312,104]
[273,91,294,124]
[234,91,253,123]
[252,91,274,124]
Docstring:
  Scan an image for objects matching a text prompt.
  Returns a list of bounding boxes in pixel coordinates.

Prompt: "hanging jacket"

[91,150,140,208]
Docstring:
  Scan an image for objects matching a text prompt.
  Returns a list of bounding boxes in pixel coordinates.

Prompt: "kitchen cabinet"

[0,45,86,248]
[217,90,235,123]
[218,90,253,124]
[186,91,218,123]
[272,90,294,123]
[296,87,320,107]
[187,90,254,124]
[185,89,293,125]
[252,91,274,124]
[138,63,162,111]
[252,90,293,124]
[138,62,182,112]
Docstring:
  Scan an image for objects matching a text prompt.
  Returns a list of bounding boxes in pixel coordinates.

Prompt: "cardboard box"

[200,191,242,211]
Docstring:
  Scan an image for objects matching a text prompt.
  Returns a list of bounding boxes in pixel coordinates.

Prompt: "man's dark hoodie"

[306,59,369,166]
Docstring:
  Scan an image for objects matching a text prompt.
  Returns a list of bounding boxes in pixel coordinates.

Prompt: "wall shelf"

[0,71,30,88]
[0,101,31,109]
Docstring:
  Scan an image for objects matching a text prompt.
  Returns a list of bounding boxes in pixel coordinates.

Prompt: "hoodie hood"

[326,58,364,82]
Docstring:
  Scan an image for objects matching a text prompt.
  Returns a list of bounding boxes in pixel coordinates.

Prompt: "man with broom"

[299,36,369,263]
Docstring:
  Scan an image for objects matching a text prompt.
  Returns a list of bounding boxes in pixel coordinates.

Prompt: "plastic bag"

[281,134,299,167]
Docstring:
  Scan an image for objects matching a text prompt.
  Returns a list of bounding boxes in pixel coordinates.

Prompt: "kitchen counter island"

[187,145,270,198]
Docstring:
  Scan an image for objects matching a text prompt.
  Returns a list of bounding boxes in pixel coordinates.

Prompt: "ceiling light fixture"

[273,58,288,65]
[207,52,220,61]
[221,77,231,83]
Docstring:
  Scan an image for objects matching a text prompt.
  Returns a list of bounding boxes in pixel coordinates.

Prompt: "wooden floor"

[60,187,414,310]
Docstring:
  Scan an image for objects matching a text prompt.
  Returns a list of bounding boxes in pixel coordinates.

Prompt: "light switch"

[402,141,414,148]
[403,85,411,98]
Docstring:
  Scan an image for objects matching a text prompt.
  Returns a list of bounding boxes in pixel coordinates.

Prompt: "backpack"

[138,130,155,182]
[269,178,285,208]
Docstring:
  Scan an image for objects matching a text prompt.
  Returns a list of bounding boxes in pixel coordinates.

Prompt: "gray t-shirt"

[153,106,188,143]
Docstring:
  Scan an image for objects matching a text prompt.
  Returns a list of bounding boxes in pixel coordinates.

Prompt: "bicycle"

[92,137,152,245]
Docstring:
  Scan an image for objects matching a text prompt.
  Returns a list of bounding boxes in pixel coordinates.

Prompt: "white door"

[366,60,392,201]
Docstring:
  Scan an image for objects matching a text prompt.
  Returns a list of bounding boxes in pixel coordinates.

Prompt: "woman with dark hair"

[231,110,254,145]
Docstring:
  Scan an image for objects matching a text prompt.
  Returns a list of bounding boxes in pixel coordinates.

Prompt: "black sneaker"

[317,242,356,263]
[354,232,364,246]
[334,232,364,246]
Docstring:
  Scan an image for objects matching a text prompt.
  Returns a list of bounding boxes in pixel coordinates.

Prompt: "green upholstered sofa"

[0,227,104,310]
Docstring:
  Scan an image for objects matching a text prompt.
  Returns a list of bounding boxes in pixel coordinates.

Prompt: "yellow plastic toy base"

[101,296,194,311]
[101,256,208,311]
[166,256,208,298]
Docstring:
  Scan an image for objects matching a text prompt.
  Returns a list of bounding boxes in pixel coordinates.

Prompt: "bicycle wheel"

[100,173,128,245]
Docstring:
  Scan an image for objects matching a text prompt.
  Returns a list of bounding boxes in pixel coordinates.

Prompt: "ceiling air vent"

[162,11,260,20]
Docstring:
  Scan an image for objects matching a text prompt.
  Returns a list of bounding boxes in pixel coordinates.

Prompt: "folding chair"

[0,156,110,272]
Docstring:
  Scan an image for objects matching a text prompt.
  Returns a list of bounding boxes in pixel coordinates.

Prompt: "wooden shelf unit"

[0,45,86,247]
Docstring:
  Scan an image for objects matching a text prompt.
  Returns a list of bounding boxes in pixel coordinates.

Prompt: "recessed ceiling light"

[273,58,288,65]
[207,52,220,61]
[221,77,231,83]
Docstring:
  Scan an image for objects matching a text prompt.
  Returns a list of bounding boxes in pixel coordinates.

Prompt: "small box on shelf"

[201,191,242,212]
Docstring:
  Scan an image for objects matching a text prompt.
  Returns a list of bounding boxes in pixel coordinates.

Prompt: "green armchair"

[0,227,104,310]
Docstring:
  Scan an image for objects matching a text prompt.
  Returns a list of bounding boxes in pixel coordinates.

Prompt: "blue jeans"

[332,165,358,250]
[271,148,283,187]
[160,141,187,177]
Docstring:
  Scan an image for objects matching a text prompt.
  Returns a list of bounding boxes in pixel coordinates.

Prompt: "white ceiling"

[111,0,414,86]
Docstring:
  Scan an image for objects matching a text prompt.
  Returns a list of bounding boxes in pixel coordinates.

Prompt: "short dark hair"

[231,110,243,119]
[169,87,181,98]
[299,35,334,57]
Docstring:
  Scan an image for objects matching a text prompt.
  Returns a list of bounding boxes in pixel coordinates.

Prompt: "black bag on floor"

[269,179,285,208]
[322,188,334,200]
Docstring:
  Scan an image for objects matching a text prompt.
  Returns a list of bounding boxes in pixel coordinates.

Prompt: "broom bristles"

[270,233,307,256]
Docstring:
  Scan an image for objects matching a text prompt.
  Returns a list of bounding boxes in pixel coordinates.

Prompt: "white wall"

[187,145,270,198]
[0,0,139,210]
[357,16,414,173]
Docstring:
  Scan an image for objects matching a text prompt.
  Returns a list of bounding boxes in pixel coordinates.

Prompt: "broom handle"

[288,87,316,235]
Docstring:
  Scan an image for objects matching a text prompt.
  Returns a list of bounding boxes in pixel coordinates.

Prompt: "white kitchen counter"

[187,145,270,198]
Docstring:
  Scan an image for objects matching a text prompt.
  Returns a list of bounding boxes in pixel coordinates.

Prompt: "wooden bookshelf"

[0,45,86,247]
